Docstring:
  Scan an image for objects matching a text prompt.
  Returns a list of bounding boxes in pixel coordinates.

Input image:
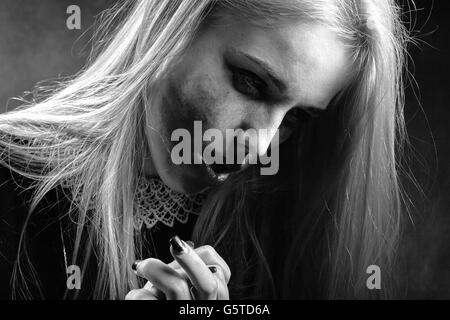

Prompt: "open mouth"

[203,153,251,183]
[208,162,242,175]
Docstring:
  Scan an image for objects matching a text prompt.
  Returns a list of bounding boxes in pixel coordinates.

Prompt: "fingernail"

[209,266,217,273]
[186,241,195,248]
[170,235,186,254]
[132,260,142,272]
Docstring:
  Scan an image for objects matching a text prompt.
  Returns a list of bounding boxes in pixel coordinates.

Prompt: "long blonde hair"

[0,0,410,299]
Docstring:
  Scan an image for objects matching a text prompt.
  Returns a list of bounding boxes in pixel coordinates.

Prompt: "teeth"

[217,173,230,182]
[194,152,203,165]
[204,163,230,183]
[241,154,250,167]
[205,163,217,179]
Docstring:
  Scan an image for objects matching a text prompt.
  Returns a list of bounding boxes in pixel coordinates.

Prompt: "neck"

[142,153,158,178]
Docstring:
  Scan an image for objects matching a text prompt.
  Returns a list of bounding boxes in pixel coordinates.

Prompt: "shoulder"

[0,164,71,299]
[0,164,32,298]
[0,164,30,239]
[0,164,70,217]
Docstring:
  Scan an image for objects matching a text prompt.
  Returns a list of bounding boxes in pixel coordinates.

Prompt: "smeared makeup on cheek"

[160,77,224,160]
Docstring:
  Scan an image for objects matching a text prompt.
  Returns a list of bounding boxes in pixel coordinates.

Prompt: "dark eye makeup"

[226,63,268,100]
[224,53,330,131]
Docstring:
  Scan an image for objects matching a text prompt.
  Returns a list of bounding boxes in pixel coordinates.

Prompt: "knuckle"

[124,290,136,300]
[143,281,154,290]
[202,244,215,252]
[215,265,231,286]
[145,258,160,268]
[214,265,225,280]
[139,258,159,276]
[197,246,231,283]
[125,289,145,300]
[198,245,215,254]
[201,278,219,297]
[197,245,215,261]
[167,280,189,297]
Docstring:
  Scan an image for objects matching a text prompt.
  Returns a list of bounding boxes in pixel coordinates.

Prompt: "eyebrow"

[230,49,327,111]
[232,49,288,94]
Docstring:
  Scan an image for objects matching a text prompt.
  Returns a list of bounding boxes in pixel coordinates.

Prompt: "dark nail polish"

[209,266,217,273]
[170,235,186,254]
[132,260,142,271]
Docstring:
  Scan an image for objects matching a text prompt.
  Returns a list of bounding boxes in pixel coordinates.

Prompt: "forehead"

[214,20,352,109]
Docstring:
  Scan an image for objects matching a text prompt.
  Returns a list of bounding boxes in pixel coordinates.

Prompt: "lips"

[204,163,230,183]
[202,152,252,184]
[208,162,242,175]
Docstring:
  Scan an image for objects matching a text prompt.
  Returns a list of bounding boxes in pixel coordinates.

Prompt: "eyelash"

[227,63,322,126]
[229,66,268,100]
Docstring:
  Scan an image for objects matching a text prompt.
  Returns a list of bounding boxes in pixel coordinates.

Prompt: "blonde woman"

[0,0,410,299]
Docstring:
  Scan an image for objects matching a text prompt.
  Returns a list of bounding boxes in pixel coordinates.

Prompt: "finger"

[171,264,229,300]
[208,265,229,300]
[174,263,230,300]
[125,289,159,300]
[192,245,231,284]
[133,258,191,300]
[169,236,218,300]
[143,281,154,290]
[168,245,231,284]
[169,262,230,301]
[144,282,166,300]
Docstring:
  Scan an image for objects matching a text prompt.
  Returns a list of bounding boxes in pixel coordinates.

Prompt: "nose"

[243,106,287,157]
[209,106,291,175]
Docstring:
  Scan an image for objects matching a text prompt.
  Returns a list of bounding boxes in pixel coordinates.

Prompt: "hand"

[125,236,231,300]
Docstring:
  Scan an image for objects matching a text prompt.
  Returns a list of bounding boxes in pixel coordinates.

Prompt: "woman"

[0,0,410,299]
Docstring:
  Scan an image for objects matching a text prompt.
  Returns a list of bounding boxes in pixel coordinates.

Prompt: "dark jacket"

[0,165,197,299]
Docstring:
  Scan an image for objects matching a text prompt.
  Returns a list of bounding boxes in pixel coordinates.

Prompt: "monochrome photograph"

[0,0,448,307]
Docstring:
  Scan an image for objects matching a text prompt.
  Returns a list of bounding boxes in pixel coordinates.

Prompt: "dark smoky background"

[0,0,448,298]
[398,0,450,298]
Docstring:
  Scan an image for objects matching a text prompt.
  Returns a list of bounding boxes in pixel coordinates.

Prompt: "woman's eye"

[231,68,267,100]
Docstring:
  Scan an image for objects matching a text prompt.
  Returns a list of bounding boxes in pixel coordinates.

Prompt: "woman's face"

[146,18,352,194]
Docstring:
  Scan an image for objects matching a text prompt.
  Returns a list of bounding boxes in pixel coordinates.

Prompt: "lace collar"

[133,177,207,230]
[62,176,207,230]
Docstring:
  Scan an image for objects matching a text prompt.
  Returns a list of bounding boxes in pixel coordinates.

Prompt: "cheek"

[163,75,233,134]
